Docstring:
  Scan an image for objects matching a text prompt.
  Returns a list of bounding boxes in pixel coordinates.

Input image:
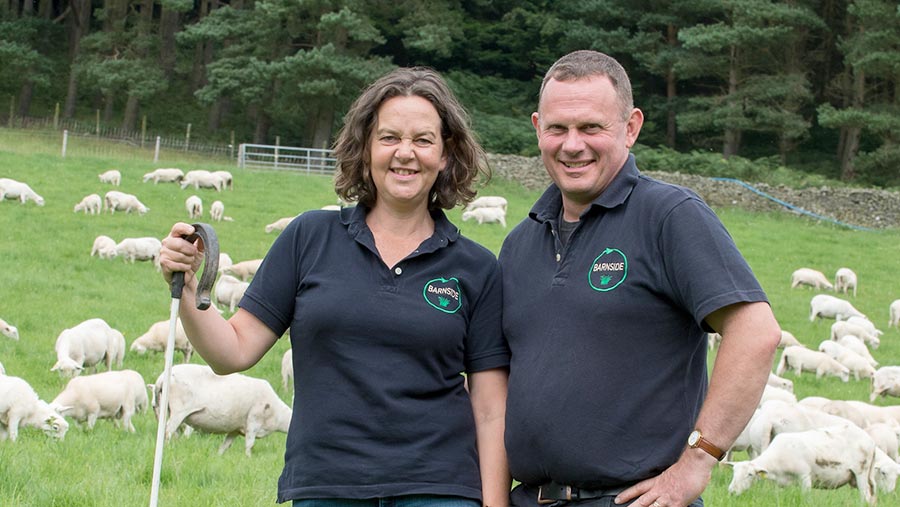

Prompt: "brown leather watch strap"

[688,430,725,461]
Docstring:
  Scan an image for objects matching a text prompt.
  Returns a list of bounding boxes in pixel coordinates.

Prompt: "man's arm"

[615,301,780,507]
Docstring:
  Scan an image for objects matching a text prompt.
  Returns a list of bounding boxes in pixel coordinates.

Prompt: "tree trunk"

[253,107,271,144]
[665,23,677,148]
[208,96,231,132]
[191,0,210,91]
[839,68,865,181]
[103,92,115,122]
[63,0,92,118]
[159,6,180,78]
[722,46,741,158]
[311,103,335,150]
[16,80,34,117]
[122,95,139,131]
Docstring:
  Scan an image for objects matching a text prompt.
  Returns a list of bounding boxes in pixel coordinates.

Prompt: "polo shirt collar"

[528,153,639,224]
[342,204,460,250]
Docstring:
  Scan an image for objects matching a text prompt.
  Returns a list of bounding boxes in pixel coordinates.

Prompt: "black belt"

[537,481,630,505]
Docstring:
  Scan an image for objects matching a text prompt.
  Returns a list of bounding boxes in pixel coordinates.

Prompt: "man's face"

[532,76,642,220]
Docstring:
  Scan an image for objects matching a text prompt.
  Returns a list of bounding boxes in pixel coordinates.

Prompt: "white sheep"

[320,204,341,211]
[104,190,149,214]
[865,423,900,461]
[871,366,900,402]
[181,170,224,191]
[214,274,250,312]
[73,193,102,215]
[889,300,900,328]
[809,294,866,322]
[790,267,833,290]
[767,372,794,393]
[142,168,184,184]
[847,316,884,337]
[90,235,118,259]
[835,267,858,297]
[0,360,4,375]
[217,252,234,274]
[281,348,293,391]
[461,207,507,227]
[153,364,292,456]
[130,319,193,363]
[759,383,797,406]
[746,399,857,458]
[185,195,203,219]
[115,237,162,264]
[222,258,262,281]
[1,318,19,340]
[51,318,125,378]
[0,375,69,442]
[50,369,148,432]
[98,169,121,186]
[874,447,900,494]
[0,177,44,206]
[727,423,877,505]
[775,345,849,382]
[210,200,224,222]
[212,170,233,190]
[265,216,295,234]
[817,340,875,380]
[831,320,880,349]
[778,330,803,348]
[465,195,508,212]
[837,335,878,367]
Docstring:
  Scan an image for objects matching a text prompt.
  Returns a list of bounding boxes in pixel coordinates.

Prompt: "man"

[499,50,781,507]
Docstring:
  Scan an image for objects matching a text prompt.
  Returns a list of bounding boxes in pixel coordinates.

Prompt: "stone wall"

[487,153,900,230]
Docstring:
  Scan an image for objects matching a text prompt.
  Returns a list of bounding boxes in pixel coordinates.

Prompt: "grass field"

[1,138,900,506]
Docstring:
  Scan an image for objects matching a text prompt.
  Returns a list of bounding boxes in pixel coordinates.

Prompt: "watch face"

[688,430,700,446]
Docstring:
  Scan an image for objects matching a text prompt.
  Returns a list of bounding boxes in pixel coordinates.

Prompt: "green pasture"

[1,137,900,506]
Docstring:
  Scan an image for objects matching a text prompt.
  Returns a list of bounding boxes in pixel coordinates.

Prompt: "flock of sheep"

[718,266,900,504]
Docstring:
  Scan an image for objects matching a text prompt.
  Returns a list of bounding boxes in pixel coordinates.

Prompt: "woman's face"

[368,95,447,212]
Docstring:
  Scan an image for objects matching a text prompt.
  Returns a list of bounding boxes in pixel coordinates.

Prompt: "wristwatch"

[687,429,725,461]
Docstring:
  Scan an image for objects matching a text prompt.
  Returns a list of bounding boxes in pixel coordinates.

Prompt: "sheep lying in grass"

[185,195,203,219]
[0,177,44,206]
[131,319,193,363]
[142,168,184,184]
[0,375,69,442]
[73,193,102,215]
[104,190,149,214]
[50,369,148,432]
[98,169,121,186]
[91,235,118,259]
[0,318,19,340]
[51,318,126,378]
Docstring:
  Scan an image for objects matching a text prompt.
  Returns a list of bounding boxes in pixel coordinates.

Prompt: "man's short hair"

[538,50,634,120]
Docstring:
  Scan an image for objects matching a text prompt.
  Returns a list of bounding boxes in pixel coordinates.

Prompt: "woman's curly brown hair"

[333,67,490,211]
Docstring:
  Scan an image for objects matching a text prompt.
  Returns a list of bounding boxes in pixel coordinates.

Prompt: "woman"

[158,67,510,507]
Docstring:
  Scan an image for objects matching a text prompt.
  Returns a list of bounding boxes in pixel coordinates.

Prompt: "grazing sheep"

[847,316,884,337]
[790,268,833,290]
[130,319,193,363]
[217,252,234,274]
[153,364,292,456]
[50,370,148,432]
[142,167,184,184]
[871,366,900,402]
[90,235,118,259]
[465,195,508,213]
[98,169,121,186]
[889,300,900,328]
[265,216,295,234]
[222,259,262,281]
[115,237,162,264]
[214,274,250,312]
[831,320,880,349]
[51,318,125,378]
[212,170,233,190]
[776,345,849,382]
[817,340,875,381]
[809,294,866,322]
[747,399,856,458]
[0,318,19,340]
[185,195,203,219]
[0,177,44,206]
[836,335,878,367]
[461,207,507,227]
[727,423,877,505]
[0,360,4,375]
[104,190,149,214]
[778,330,803,348]
[73,193,102,215]
[873,447,900,494]
[835,267,858,297]
[759,384,797,406]
[181,170,224,191]
[0,375,69,442]
[210,200,224,222]
[865,423,900,461]
[767,372,794,393]
[281,348,293,391]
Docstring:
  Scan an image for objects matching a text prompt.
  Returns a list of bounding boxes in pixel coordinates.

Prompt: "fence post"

[184,123,191,151]
[154,136,161,162]
[95,109,100,136]
[61,129,68,158]
[54,103,60,129]
[275,136,280,169]
[141,115,147,149]
[7,96,13,127]
[237,143,245,168]
[230,131,235,160]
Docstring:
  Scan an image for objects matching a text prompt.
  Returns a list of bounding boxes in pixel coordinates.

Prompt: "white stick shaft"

[149,297,181,507]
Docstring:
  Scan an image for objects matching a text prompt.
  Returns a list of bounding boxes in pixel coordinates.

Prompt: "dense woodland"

[2,0,899,186]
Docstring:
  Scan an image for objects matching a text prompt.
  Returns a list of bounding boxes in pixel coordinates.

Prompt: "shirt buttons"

[555,253,561,262]
[394,267,402,275]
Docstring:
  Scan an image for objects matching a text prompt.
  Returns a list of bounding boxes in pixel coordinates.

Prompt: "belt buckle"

[537,484,571,505]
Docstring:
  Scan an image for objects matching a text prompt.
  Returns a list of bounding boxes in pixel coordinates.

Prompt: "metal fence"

[237,143,336,174]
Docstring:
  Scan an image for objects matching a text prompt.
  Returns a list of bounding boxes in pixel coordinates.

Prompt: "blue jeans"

[293,496,481,507]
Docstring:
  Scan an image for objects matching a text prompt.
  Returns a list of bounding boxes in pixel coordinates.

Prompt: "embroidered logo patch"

[588,248,627,292]
[423,277,462,313]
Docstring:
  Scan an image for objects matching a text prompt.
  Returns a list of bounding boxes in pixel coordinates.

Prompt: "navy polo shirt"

[499,154,768,488]
[240,205,509,503]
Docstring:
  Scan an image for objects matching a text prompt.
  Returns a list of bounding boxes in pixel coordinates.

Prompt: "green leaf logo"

[423,277,462,314]
[588,248,627,292]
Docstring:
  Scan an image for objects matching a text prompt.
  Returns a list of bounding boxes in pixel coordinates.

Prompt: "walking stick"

[149,223,219,507]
